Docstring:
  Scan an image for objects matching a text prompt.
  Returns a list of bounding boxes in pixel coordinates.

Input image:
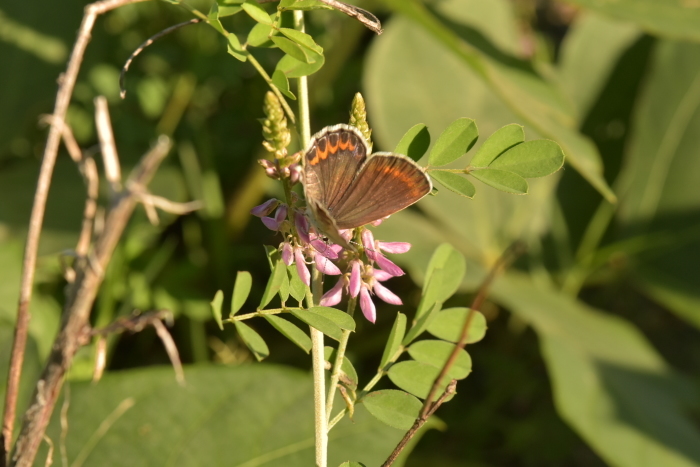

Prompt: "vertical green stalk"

[294,9,325,466]
[325,297,356,422]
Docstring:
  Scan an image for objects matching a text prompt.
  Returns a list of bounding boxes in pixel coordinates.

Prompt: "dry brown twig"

[1,1,150,462]
[381,243,526,467]
[258,0,383,34]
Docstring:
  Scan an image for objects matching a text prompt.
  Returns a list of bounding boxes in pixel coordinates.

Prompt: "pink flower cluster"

[251,199,410,323]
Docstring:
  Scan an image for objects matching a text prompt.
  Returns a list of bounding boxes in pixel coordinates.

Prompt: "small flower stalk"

[349,92,373,152]
[259,91,300,183]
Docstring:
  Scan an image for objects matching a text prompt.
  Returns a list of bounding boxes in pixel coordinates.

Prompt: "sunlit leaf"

[380,312,406,369]
[290,309,343,341]
[489,140,565,178]
[429,171,475,198]
[231,271,252,316]
[363,389,422,430]
[234,321,269,361]
[408,340,472,380]
[394,123,431,162]
[387,360,444,399]
[260,261,286,308]
[428,118,478,166]
[210,290,224,330]
[310,306,355,331]
[263,315,311,353]
[470,168,528,194]
[242,0,272,24]
[426,307,487,344]
[470,123,524,167]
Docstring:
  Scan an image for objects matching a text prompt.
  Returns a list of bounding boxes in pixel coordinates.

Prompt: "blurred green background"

[1,0,700,465]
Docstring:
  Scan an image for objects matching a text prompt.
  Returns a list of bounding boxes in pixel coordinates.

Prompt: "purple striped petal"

[295,212,311,244]
[349,261,362,298]
[310,239,339,260]
[261,217,280,231]
[320,279,344,306]
[373,281,402,305]
[295,248,310,286]
[359,287,376,323]
[315,253,341,275]
[274,205,288,224]
[378,242,411,254]
[375,253,405,277]
[250,198,279,217]
[281,242,293,266]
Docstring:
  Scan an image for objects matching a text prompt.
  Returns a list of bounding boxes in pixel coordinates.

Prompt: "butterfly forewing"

[330,153,432,229]
[303,126,368,212]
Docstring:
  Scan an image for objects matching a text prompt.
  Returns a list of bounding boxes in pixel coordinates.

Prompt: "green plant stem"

[225,307,300,322]
[294,9,324,462]
[325,297,356,423]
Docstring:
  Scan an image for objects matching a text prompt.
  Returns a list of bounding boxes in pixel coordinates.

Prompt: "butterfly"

[302,124,432,247]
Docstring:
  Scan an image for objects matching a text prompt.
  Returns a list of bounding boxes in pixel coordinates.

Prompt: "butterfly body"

[302,124,432,246]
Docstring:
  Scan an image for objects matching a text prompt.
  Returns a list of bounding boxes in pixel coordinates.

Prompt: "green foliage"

[394,123,430,162]
[363,390,422,430]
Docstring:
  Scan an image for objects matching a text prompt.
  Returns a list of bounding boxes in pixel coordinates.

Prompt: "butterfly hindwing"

[330,152,432,230]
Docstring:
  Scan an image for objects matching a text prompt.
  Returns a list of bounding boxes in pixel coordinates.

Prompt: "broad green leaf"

[210,290,224,330]
[277,50,325,78]
[207,3,226,35]
[233,321,269,361]
[408,340,472,380]
[325,347,358,390]
[616,41,700,329]
[363,389,422,430]
[272,36,313,64]
[368,3,615,202]
[403,303,439,346]
[428,118,478,166]
[279,0,333,10]
[470,168,528,194]
[311,306,355,331]
[429,171,476,198]
[217,0,244,17]
[260,260,286,308]
[279,28,323,54]
[395,124,431,162]
[489,140,564,178]
[43,366,428,466]
[241,0,272,24]
[559,13,641,120]
[247,22,274,47]
[493,273,700,467]
[388,361,445,399]
[227,32,243,52]
[264,314,311,353]
[231,271,252,316]
[416,243,466,319]
[380,312,407,369]
[279,268,290,303]
[290,309,343,341]
[272,69,295,99]
[470,123,524,167]
[426,307,487,344]
[564,0,700,42]
[287,265,306,302]
[227,42,247,62]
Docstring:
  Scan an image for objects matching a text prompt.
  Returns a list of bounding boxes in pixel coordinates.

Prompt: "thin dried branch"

[131,188,203,226]
[1,1,149,460]
[120,18,202,98]
[380,381,457,467]
[152,320,185,386]
[260,0,382,34]
[95,97,122,195]
[382,243,525,467]
[9,136,172,467]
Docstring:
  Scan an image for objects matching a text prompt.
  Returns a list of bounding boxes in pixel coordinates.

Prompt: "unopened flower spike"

[349,92,372,152]
[261,91,291,159]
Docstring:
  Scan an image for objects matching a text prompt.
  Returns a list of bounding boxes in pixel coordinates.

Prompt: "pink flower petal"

[315,253,341,275]
[310,239,339,260]
[349,260,362,298]
[340,229,354,243]
[289,163,302,185]
[250,198,279,217]
[373,268,394,282]
[330,244,344,255]
[373,281,402,305]
[295,212,311,244]
[320,279,344,306]
[281,242,293,266]
[375,253,405,276]
[261,217,280,231]
[370,218,384,227]
[359,287,376,323]
[362,229,376,260]
[378,242,411,254]
[295,248,310,286]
